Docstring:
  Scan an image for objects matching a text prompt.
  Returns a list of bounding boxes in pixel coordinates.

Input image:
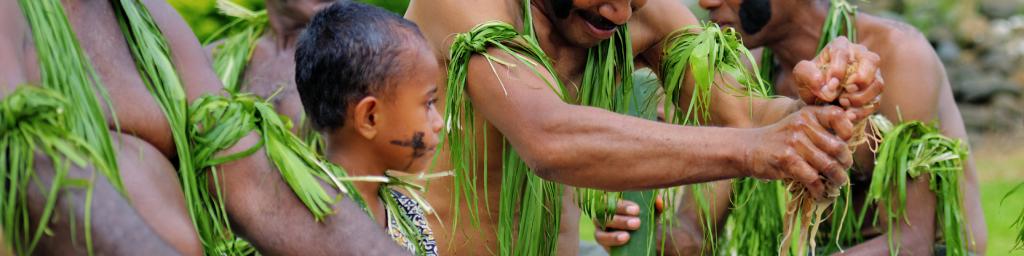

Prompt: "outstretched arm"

[214,133,408,255]
[465,49,851,195]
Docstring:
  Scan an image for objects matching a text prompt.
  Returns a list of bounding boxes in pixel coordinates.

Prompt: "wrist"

[734,128,759,179]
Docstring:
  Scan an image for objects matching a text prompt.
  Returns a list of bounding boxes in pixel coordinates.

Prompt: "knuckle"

[785,135,800,147]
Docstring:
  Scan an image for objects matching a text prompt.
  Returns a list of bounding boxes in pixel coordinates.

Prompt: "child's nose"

[430,109,443,134]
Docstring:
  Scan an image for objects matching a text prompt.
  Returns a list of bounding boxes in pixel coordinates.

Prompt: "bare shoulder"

[862,14,940,71]
[861,14,947,120]
[406,0,521,57]
[631,0,700,68]
[633,0,699,37]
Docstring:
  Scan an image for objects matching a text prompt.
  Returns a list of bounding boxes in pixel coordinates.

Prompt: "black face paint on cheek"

[551,0,574,19]
[738,0,772,35]
[389,132,432,159]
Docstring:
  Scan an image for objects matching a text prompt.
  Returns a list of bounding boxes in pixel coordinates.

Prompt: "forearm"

[515,105,751,191]
[837,177,936,256]
[747,97,803,127]
[836,231,934,256]
[29,158,181,255]
[216,134,408,255]
[236,198,409,255]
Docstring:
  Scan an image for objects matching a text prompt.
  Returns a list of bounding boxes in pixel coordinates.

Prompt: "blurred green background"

[170,0,1023,254]
[168,0,410,41]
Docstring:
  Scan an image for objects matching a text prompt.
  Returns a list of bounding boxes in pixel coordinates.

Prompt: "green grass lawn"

[981,180,1023,255]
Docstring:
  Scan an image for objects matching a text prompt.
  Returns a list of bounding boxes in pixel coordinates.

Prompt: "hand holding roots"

[784,37,885,255]
[794,37,884,123]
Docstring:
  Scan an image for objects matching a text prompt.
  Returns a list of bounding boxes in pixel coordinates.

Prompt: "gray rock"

[936,39,962,62]
[980,0,1024,20]
[957,71,1021,103]
[981,49,1018,74]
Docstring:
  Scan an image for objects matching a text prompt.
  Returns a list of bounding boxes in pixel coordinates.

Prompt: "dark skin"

[4,0,401,254]
[27,133,181,256]
[406,0,881,254]
[207,0,333,133]
[2,0,224,254]
[599,0,986,255]
[211,133,410,255]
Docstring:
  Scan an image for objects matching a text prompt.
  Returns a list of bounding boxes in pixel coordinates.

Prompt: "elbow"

[519,137,572,182]
[516,117,581,183]
[900,231,937,255]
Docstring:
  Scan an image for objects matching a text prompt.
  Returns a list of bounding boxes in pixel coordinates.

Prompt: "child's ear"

[352,96,379,140]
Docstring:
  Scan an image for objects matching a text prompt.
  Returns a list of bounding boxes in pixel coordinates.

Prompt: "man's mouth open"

[577,10,618,39]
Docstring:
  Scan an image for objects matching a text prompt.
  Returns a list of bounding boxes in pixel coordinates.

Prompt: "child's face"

[372,45,443,172]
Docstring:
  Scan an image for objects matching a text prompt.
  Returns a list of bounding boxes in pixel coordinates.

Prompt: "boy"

[295,2,444,253]
[214,2,442,254]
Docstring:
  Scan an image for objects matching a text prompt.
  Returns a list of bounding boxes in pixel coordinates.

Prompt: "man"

[1,0,219,254]
[597,0,986,254]
[1,0,402,254]
[405,0,883,254]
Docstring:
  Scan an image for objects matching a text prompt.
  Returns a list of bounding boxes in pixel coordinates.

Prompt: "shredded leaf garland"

[658,22,771,254]
[205,0,268,93]
[1,87,113,255]
[8,0,124,254]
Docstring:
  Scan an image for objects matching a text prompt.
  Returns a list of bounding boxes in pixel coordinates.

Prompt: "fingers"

[595,229,631,247]
[793,117,849,189]
[802,111,852,163]
[811,106,855,141]
[818,77,842,103]
[793,60,825,104]
[601,200,641,231]
[795,122,851,188]
[840,72,884,108]
[846,44,881,91]
[654,197,664,216]
[615,199,640,216]
[823,37,852,84]
[845,104,878,122]
[604,214,641,231]
[784,152,826,201]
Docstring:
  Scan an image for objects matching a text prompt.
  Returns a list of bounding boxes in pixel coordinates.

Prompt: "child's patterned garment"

[385,189,439,255]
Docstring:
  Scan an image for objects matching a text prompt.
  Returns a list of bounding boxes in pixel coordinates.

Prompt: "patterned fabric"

[385,189,439,255]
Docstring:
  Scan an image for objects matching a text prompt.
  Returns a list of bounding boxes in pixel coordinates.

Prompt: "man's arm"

[465,49,851,195]
[29,151,183,255]
[634,0,799,128]
[142,0,226,100]
[214,133,408,255]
